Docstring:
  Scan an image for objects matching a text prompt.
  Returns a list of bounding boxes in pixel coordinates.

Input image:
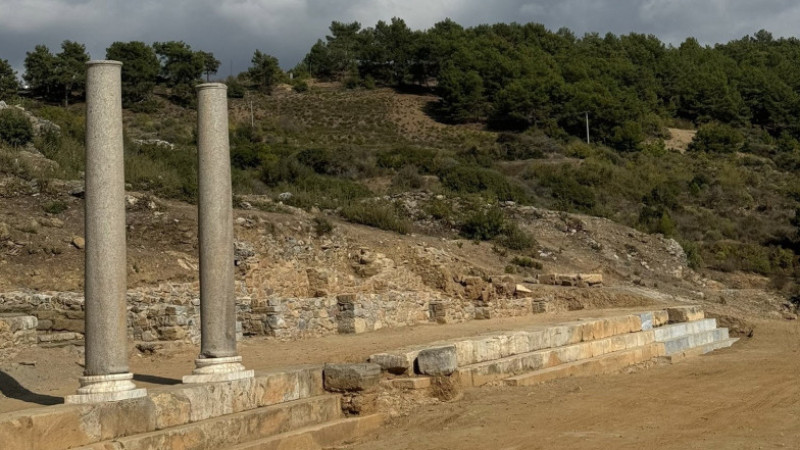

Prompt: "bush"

[688,122,744,153]
[460,207,506,241]
[313,216,334,236]
[439,165,528,202]
[391,165,424,190]
[0,109,33,146]
[43,200,67,214]
[340,203,411,234]
[497,222,535,250]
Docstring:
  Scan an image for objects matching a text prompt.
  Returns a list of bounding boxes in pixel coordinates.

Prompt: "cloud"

[1,0,799,79]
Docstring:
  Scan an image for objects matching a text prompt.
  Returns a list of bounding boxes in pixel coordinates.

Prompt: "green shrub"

[340,203,411,234]
[43,200,67,214]
[391,165,424,190]
[498,222,535,250]
[440,165,528,202]
[511,256,535,268]
[460,207,506,241]
[292,80,309,93]
[688,122,744,153]
[0,109,33,146]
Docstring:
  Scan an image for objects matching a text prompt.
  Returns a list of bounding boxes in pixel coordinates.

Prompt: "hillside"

[0,85,795,325]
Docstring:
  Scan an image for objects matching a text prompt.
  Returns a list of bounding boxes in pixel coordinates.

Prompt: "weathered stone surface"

[666,305,704,323]
[368,352,417,375]
[323,363,381,392]
[416,346,458,376]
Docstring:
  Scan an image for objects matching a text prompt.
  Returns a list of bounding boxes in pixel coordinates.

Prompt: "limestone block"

[388,377,431,390]
[589,338,611,357]
[472,337,503,363]
[323,363,381,392]
[507,332,531,355]
[0,405,93,450]
[526,329,551,352]
[452,340,475,366]
[577,273,603,286]
[52,317,84,333]
[369,351,417,375]
[667,306,704,323]
[416,346,458,376]
[550,324,582,348]
[638,312,654,331]
[652,311,669,327]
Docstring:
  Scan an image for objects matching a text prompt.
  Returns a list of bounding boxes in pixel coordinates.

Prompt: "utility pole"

[584,111,590,144]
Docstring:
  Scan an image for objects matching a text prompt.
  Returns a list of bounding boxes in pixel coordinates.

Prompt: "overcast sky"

[2,0,799,78]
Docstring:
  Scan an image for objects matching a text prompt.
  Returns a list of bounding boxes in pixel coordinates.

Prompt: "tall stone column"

[65,61,146,404]
[183,83,253,384]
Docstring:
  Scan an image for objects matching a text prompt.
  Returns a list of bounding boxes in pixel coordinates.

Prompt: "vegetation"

[7,20,800,290]
[0,109,33,146]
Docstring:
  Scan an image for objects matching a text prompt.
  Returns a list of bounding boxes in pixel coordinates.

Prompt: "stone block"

[526,329,551,352]
[388,377,432,390]
[652,311,669,327]
[52,318,84,333]
[369,351,417,375]
[416,346,458,376]
[638,312,654,331]
[667,306,704,323]
[577,273,603,286]
[323,363,381,392]
[472,337,503,363]
[452,340,475,366]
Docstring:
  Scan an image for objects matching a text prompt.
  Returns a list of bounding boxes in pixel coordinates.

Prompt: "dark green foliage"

[0,109,33,146]
[24,41,89,105]
[199,51,220,81]
[688,122,744,153]
[153,41,204,87]
[340,202,411,234]
[511,256,542,270]
[106,41,160,105]
[440,166,528,202]
[248,51,282,93]
[459,207,535,250]
[226,76,246,98]
[0,59,19,98]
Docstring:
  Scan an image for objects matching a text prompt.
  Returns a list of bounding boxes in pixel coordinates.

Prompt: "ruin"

[65,61,146,404]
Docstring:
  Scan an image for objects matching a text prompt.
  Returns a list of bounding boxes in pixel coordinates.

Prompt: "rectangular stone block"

[369,351,418,375]
[666,306,704,323]
[526,329,551,352]
[388,377,431,390]
[452,340,475,366]
[652,310,669,327]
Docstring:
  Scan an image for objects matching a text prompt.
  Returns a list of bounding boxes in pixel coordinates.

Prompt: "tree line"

[0,41,281,107]
[298,20,800,147]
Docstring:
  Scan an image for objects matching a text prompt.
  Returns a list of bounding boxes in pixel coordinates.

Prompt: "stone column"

[65,61,146,404]
[183,83,253,384]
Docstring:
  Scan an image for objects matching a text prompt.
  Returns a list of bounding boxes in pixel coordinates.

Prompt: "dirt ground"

[347,319,800,450]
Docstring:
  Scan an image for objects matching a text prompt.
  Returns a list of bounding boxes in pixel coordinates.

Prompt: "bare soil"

[348,319,800,450]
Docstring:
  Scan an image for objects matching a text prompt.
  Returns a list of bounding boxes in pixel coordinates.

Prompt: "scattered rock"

[416,346,458,376]
[323,363,381,392]
[71,236,85,249]
[0,222,10,240]
[515,284,532,294]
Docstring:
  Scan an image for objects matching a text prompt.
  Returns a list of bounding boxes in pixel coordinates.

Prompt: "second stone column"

[183,83,253,384]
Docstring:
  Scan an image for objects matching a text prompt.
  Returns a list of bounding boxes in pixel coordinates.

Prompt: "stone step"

[661,328,731,355]
[504,343,664,387]
[0,367,325,450]
[666,338,739,363]
[225,414,384,450]
[652,319,717,341]
[370,313,651,375]
[456,330,656,387]
[76,395,342,450]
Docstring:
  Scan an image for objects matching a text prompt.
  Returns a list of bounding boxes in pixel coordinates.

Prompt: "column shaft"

[84,61,129,375]
[196,83,237,358]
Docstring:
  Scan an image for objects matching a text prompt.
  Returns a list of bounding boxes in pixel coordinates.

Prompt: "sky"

[2,0,800,78]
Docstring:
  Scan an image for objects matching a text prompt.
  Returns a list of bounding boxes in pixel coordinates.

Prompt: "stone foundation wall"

[0,284,544,347]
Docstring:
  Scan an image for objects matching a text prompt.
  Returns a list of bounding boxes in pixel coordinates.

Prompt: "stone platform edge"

[0,366,324,450]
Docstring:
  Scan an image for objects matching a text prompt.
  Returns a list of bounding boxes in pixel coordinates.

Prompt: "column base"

[182,355,254,384]
[65,372,147,404]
